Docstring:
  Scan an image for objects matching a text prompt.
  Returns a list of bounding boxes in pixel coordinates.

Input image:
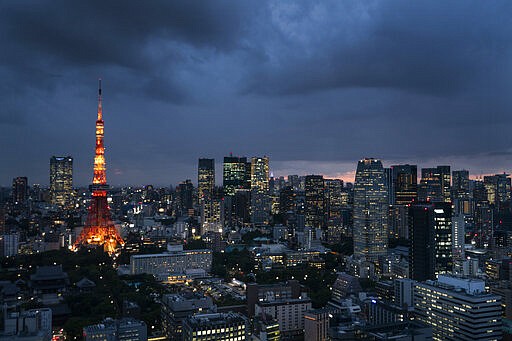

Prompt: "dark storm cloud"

[244,1,512,96]
[1,0,512,186]
[0,0,253,104]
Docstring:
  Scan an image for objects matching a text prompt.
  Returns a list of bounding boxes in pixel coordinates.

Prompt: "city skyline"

[2,1,512,186]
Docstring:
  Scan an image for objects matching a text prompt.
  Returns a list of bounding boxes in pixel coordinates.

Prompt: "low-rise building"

[83,317,147,341]
[182,312,249,341]
[414,275,502,340]
[255,296,312,339]
[161,292,215,340]
[130,245,212,278]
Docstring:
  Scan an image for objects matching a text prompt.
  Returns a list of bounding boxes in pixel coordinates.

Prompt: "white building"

[255,296,311,338]
[414,275,502,341]
[130,245,212,278]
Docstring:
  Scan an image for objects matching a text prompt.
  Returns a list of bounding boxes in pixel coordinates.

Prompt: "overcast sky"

[1,1,512,187]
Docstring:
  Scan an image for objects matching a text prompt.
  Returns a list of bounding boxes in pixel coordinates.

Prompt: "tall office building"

[353,158,389,265]
[177,180,194,216]
[484,173,511,206]
[451,170,470,199]
[325,179,343,219]
[251,157,270,225]
[251,157,269,192]
[198,159,221,233]
[197,158,215,202]
[305,175,325,229]
[50,156,73,208]
[452,170,471,216]
[408,202,453,281]
[12,177,28,204]
[0,206,5,234]
[391,164,417,205]
[415,275,502,341]
[418,166,450,203]
[223,155,250,197]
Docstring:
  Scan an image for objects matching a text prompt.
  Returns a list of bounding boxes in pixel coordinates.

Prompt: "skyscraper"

[305,175,325,229]
[418,166,450,203]
[198,159,220,233]
[325,179,343,219]
[250,157,269,192]
[12,177,28,204]
[452,169,471,216]
[197,158,215,203]
[50,156,73,208]
[222,155,250,197]
[391,164,417,205]
[451,170,470,199]
[484,173,511,207]
[353,158,389,265]
[250,157,270,225]
[408,202,452,281]
[177,180,194,216]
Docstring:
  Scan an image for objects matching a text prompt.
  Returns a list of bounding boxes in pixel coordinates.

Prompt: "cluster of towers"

[196,156,270,234]
[351,158,511,278]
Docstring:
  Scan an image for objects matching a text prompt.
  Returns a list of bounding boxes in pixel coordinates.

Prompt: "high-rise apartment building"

[391,164,417,205]
[50,156,73,208]
[408,202,452,281]
[353,158,389,265]
[414,275,502,341]
[12,177,28,204]
[305,175,325,229]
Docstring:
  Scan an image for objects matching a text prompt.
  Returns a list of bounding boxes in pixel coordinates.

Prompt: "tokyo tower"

[73,80,124,253]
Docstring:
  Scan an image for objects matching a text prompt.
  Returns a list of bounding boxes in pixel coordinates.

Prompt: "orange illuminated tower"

[74,80,124,253]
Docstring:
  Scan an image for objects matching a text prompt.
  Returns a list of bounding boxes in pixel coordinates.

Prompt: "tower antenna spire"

[97,78,103,121]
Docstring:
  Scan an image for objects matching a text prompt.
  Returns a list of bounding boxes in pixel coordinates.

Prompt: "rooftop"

[186,312,247,328]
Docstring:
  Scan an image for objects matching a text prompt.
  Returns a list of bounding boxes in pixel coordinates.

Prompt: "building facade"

[391,164,417,205]
[414,275,502,341]
[408,202,453,281]
[305,175,325,229]
[182,312,249,341]
[50,156,73,208]
[353,158,389,266]
[130,246,212,278]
